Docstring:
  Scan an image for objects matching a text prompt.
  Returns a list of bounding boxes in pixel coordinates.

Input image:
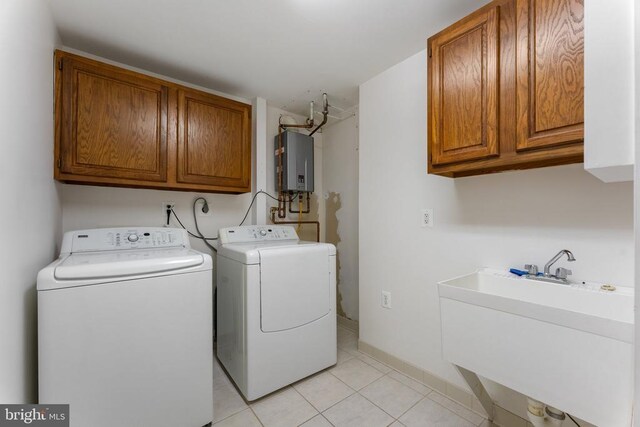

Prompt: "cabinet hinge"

[57,60,63,71]
[57,158,62,168]
[428,46,432,58]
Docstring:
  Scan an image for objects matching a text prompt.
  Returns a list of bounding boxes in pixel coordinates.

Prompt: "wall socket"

[381,291,391,309]
[421,208,434,228]
[162,202,175,226]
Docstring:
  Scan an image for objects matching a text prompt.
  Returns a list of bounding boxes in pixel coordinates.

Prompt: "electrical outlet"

[381,291,391,309]
[421,208,434,228]
[162,202,175,226]
[195,199,212,217]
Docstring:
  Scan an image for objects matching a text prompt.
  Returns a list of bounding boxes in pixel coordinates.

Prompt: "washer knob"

[260,230,267,236]
[128,234,139,242]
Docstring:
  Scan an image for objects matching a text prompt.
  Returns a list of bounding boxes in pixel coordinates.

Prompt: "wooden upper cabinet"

[56,52,168,182]
[427,0,584,178]
[54,50,252,193]
[516,0,584,151]
[177,89,251,191]
[429,6,500,166]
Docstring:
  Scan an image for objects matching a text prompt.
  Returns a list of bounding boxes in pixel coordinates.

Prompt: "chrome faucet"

[524,249,576,284]
[544,249,576,277]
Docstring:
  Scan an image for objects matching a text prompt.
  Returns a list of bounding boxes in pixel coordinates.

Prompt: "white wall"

[359,50,634,418]
[322,115,360,320]
[0,0,61,403]
[252,98,268,225]
[61,186,252,253]
[634,0,639,425]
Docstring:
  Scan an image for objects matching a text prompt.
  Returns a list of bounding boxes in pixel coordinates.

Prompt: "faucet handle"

[555,267,572,280]
[525,264,539,275]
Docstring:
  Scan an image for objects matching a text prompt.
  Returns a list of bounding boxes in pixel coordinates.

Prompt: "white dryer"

[216,225,336,401]
[37,227,213,427]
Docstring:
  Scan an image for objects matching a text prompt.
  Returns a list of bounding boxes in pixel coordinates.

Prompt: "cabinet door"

[176,89,251,191]
[57,52,168,182]
[429,6,500,166]
[516,0,584,151]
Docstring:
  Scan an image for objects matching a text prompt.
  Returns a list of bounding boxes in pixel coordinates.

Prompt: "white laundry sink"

[438,268,633,427]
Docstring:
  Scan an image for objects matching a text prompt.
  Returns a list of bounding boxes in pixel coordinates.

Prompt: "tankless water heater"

[275,131,314,192]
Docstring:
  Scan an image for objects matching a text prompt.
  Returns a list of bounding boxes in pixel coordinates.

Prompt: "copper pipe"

[280,123,313,129]
[276,103,317,220]
[277,194,286,218]
[288,192,311,214]
[276,129,286,218]
[270,208,320,242]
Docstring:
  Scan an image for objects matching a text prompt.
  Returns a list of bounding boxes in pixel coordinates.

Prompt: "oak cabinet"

[427,0,584,177]
[54,50,252,193]
[57,53,168,182]
[177,88,251,189]
[429,6,500,167]
[516,0,584,151]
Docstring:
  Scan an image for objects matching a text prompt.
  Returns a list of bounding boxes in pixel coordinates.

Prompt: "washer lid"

[52,248,204,283]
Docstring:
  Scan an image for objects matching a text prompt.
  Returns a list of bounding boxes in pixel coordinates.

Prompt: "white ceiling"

[48,0,482,116]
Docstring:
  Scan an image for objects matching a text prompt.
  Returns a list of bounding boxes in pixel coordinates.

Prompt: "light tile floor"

[212,326,488,427]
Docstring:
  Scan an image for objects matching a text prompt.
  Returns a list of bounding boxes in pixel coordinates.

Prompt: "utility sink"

[438,269,633,427]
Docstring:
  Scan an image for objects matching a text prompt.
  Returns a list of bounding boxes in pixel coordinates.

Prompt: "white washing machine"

[215,225,336,401]
[37,227,213,427]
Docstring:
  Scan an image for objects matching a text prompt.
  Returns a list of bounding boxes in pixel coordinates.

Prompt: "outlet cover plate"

[421,209,434,228]
[162,202,175,226]
[381,291,391,309]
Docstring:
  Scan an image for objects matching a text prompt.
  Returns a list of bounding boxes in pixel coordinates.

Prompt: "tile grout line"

[248,406,266,427]
[425,390,487,426]
[360,351,434,397]
[213,355,257,425]
[295,412,335,427]
[329,359,385,392]
[210,391,249,426]
[427,393,482,426]
[359,372,431,421]
[286,379,322,425]
[337,345,388,376]
[356,390,401,423]
[393,392,433,423]
[328,360,427,424]
[266,343,432,426]
[357,340,503,423]
[352,351,393,373]
[211,405,252,427]
[221,336,466,427]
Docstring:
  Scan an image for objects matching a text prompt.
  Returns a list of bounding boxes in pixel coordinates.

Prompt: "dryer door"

[259,245,331,332]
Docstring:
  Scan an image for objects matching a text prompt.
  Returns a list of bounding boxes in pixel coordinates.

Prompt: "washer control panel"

[218,226,299,244]
[63,227,188,253]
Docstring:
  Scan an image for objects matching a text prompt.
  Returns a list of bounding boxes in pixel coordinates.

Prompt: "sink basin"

[438,268,633,426]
